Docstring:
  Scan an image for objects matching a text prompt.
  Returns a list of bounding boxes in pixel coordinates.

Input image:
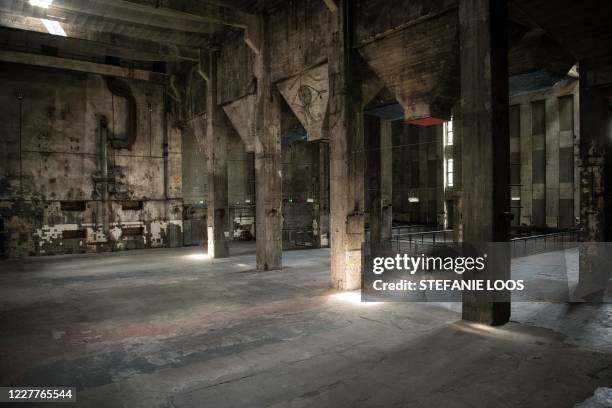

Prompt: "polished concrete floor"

[1,243,611,407]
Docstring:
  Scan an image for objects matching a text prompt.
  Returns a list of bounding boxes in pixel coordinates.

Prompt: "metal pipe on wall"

[99,116,110,235]
[163,89,170,201]
[17,92,23,198]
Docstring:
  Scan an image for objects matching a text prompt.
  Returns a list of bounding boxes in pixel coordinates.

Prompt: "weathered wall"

[509,77,579,228]
[282,141,315,228]
[391,121,444,224]
[281,139,325,247]
[0,62,183,257]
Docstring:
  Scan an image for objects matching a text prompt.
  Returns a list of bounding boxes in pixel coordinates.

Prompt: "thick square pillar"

[206,51,230,258]
[459,0,511,325]
[578,67,610,243]
[254,16,282,271]
[577,65,612,301]
[328,0,366,290]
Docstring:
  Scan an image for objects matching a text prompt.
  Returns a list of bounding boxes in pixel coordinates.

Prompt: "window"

[444,120,454,146]
[446,159,454,187]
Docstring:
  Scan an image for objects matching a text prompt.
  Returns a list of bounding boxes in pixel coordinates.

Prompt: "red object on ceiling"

[407,117,448,126]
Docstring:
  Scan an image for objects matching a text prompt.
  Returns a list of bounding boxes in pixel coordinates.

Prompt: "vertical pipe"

[163,90,170,200]
[17,93,23,198]
[99,117,109,234]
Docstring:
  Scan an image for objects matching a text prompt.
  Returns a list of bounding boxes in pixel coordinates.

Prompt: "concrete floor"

[1,243,611,407]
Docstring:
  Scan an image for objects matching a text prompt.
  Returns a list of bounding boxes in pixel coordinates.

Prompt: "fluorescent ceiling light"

[408,197,420,203]
[30,0,53,8]
[40,19,66,36]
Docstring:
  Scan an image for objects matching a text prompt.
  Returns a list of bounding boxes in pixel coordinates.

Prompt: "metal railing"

[378,228,579,257]
[391,225,439,236]
[510,229,579,258]
[282,228,315,248]
[366,224,439,242]
[388,229,454,253]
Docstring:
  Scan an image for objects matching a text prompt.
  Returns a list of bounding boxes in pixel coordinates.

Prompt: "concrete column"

[545,97,560,227]
[313,141,330,248]
[452,106,464,241]
[206,51,230,258]
[380,120,393,240]
[573,91,581,223]
[366,115,381,242]
[519,102,533,225]
[436,125,445,228]
[577,66,612,301]
[328,0,365,290]
[578,68,610,242]
[459,0,511,325]
[418,128,428,222]
[367,116,393,243]
[254,16,282,271]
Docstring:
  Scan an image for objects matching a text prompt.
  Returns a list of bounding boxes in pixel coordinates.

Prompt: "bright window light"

[444,119,454,146]
[41,19,66,36]
[446,158,454,187]
[30,0,53,8]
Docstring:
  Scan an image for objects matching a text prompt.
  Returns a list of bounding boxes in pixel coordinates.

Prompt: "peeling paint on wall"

[0,63,183,257]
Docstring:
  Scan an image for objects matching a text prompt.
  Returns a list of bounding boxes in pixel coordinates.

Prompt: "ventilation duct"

[104,76,137,149]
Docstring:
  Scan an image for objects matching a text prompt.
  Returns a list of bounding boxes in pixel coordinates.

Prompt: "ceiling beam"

[0,49,168,83]
[0,4,212,47]
[119,0,253,28]
[0,17,200,62]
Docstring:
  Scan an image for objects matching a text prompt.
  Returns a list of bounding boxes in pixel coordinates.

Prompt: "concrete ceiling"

[511,0,612,66]
[0,0,272,64]
[202,0,286,14]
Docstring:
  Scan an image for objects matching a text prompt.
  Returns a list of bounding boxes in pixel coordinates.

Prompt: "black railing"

[388,229,454,253]
[510,230,579,258]
[378,228,579,257]
[282,228,315,248]
[366,224,439,242]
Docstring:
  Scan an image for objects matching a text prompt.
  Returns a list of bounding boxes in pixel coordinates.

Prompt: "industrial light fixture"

[408,196,420,203]
[29,0,53,8]
[41,19,66,36]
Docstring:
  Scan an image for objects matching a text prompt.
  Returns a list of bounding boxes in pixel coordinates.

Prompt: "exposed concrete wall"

[509,78,579,228]
[391,122,444,225]
[0,62,182,257]
[282,140,327,247]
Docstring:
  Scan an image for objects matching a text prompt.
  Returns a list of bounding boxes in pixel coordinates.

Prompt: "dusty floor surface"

[1,243,611,407]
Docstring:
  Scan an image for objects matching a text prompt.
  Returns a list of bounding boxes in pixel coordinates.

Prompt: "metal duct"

[105,76,137,149]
